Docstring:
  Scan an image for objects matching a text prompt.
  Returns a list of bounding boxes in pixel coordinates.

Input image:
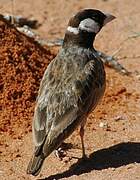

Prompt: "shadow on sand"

[40,142,140,180]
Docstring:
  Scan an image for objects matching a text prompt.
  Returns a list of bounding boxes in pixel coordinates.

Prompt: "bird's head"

[63,9,116,48]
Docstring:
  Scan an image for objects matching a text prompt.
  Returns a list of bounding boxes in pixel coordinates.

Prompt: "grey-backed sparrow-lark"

[27,9,115,176]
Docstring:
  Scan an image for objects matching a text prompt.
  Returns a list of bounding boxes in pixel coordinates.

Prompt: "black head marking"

[63,9,115,48]
[68,9,107,28]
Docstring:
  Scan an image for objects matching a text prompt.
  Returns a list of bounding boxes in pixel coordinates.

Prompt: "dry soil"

[0,0,140,180]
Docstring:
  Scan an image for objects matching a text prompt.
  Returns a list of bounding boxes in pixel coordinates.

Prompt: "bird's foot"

[81,153,88,161]
[54,147,67,161]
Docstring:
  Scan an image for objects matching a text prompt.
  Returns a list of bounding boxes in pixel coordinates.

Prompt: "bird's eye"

[91,16,98,22]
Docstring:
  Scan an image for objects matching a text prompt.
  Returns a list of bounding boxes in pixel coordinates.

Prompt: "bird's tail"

[27,154,45,176]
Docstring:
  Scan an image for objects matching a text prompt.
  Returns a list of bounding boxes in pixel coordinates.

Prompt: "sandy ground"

[0,0,140,180]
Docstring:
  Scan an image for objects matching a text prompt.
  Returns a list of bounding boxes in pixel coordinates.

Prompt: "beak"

[103,13,116,26]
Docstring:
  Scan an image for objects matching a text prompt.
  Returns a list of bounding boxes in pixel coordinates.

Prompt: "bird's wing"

[32,57,105,156]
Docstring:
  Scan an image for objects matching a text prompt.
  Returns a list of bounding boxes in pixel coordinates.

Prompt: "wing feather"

[33,54,105,154]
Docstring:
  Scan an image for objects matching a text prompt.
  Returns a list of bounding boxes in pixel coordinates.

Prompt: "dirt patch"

[0,18,55,138]
[0,1,140,179]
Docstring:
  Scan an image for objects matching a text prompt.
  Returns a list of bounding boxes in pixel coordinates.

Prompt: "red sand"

[0,18,55,138]
[0,1,140,178]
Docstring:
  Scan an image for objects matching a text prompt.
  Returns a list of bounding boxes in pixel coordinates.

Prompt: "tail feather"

[27,154,45,176]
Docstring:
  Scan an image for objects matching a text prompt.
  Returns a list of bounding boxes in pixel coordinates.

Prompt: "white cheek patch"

[67,18,100,34]
[79,18,100,33]
[67,26,79,35]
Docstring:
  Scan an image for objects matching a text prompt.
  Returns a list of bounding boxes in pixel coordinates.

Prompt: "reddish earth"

[0,0,140,180]
[0,18,55,138]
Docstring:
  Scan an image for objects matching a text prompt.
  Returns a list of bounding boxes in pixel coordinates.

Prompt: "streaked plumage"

[27,9,115,176]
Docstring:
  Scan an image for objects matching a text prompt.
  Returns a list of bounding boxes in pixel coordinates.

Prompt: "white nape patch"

[79,18,100,33]
[67,26,79,35]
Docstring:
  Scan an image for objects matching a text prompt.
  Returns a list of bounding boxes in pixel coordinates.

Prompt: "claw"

[54,147,67,160]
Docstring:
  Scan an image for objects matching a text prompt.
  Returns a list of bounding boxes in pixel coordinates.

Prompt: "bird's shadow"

[40,142,140,180]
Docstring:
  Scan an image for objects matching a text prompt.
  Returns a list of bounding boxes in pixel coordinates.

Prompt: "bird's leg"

[79,120,87,159]
[80,126,85,158]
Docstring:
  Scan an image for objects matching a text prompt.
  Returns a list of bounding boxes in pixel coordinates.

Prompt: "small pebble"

[99,122,108,129]
[136,74,140,80]
[111,167,115,171]
[114,115,124,121]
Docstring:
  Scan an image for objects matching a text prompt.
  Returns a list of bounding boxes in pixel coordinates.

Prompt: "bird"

[27,8,115,176]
